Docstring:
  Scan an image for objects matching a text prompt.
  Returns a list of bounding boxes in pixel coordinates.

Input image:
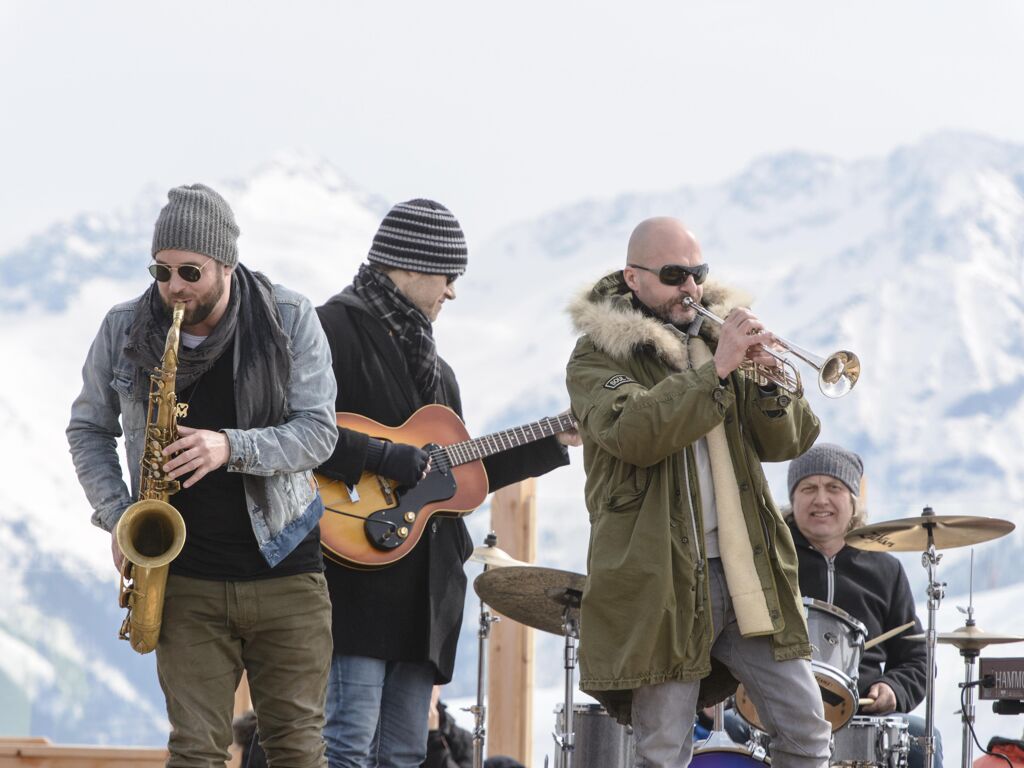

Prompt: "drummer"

[786,443,942,768]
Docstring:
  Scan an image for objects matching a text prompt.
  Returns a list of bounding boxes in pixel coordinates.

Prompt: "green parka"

[565,272,820,725]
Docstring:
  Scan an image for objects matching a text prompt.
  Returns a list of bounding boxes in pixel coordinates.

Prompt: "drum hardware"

[464,532,503,768]
[904,551,1024,768]
[474,564,587,768]
[847,507,1016,768]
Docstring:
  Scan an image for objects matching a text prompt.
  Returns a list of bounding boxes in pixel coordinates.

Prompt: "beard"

[650,294,697,326]
[163,270,226,327]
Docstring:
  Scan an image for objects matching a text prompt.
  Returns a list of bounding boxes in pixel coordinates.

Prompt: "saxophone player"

[67,184,338,767]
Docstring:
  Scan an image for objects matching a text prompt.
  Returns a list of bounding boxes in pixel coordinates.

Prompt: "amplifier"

[980,657,1024,700]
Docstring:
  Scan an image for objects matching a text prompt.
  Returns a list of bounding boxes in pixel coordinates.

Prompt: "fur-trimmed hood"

[567,270,752,371]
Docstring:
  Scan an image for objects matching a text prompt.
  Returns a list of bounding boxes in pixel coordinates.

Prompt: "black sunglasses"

[628,263,709,286]
[148,257,215,283]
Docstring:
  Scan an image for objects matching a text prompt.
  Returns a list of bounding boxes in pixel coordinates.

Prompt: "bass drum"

[691,745,771,768]
[553,703,634,768]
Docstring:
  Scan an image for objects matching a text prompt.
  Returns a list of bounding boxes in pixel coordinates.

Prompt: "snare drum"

[553,703,634,768]
[735,598,867,732]
[831,715,909,768]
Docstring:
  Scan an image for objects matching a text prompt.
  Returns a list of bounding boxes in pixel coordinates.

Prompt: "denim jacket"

[67,284,338,567]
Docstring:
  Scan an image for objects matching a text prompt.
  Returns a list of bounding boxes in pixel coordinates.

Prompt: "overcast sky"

[2,0,1023,252]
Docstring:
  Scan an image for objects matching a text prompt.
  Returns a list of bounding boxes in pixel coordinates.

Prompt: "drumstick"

[858,698,875,706]
[863,621,915,650]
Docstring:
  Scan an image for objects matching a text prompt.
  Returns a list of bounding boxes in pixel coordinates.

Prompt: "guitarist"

[315,199,579,768]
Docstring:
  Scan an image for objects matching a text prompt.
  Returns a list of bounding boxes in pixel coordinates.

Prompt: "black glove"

[365,438,429,486]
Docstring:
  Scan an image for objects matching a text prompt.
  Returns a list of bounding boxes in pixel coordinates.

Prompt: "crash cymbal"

[846,512,1014,552]
[906,624,1024,651]
[473,565,586,636]
[468,545,529,569]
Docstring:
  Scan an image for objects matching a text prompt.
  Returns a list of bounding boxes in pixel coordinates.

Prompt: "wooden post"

[486,478,537,765]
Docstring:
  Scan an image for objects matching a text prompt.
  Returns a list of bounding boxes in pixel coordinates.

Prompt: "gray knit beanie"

[152,183,240,267]
[787,442,864,498]
[367,199,468,277]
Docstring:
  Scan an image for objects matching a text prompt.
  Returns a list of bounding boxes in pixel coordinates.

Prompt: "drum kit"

[469,507,1020,768]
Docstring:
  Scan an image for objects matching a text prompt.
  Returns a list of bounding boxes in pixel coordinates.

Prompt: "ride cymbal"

[473,565,586,636]
[906,625,1024,651]
[469,545,528,569]
[846,512,1014,552]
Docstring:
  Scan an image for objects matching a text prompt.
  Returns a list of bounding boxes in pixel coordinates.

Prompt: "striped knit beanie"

[368,199,468,277]
[152,183,240,267]
[787,442,864,498]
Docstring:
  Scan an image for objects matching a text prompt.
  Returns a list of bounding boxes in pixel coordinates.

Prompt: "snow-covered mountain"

[2,134,1022,756]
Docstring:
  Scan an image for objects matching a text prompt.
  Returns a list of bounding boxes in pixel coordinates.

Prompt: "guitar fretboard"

[440,413,577,468]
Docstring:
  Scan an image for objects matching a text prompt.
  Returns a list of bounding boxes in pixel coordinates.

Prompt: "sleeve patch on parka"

[603,374,636,390]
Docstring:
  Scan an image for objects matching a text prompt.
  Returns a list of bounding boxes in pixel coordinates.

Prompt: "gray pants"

[156,572,333,768]
[631,559,831,768]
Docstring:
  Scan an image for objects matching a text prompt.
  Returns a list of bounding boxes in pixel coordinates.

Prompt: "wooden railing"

[0,737,167,767]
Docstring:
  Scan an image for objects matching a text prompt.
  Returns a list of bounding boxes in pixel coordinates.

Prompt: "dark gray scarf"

[124,263,290,429]
[352,263,440,403]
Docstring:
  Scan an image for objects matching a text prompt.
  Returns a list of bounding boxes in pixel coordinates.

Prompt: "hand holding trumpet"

[712,307,781,380]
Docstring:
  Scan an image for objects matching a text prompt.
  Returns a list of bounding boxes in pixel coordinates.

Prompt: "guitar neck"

[443,413,576,467]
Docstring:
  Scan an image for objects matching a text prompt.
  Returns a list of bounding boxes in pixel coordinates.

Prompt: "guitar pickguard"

[365,444,457,551]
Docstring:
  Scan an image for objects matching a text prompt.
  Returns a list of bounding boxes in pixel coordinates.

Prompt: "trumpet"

[682,297,860,399]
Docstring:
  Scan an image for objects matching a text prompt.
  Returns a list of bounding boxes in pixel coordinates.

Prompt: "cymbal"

[468,545,528,569]
[846,513,1014,552]
[473,565,586,636]
[906,624,1024,651]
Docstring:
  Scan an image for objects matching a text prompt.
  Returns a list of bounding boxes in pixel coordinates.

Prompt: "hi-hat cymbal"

[846,513,1014,552]
[473,565,586,636]
[469,545,528,569]
[906,624,1024,651]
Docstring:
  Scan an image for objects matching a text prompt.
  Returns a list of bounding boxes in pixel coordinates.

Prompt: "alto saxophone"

[115,302,188,654]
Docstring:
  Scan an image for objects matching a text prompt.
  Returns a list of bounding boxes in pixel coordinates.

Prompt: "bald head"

[626,217,700,268]
[623,216,705,326]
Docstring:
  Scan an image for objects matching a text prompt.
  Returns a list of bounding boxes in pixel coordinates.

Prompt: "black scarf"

[124,263,291,429]
[352,263,440,403]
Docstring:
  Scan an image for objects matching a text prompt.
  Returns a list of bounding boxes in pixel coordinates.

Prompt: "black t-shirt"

[168,339,322,580]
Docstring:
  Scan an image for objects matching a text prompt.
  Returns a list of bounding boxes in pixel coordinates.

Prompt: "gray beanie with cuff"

[152,183,240,267]
[787,442,864,499]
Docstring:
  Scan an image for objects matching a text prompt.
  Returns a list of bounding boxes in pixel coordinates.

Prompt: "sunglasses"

[628,263,709,286]
[148,257,215,283]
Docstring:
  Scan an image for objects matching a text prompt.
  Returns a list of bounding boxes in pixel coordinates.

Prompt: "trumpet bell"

[818,350,861,399]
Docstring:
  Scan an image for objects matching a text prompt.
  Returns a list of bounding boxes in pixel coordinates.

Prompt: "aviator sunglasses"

[148,257,215,283]
[628,262,709,286]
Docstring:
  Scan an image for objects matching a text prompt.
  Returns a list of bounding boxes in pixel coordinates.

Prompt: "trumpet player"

[67,184,338,767]
[565,216,831,768]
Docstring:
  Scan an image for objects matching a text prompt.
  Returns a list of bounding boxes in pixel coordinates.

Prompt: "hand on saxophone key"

[111,531,125,572]
[163,425,230,488]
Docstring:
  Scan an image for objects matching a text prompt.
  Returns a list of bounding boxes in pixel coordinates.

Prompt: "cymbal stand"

[958,551,977,768]
[553,595,582,768]
[919,507,944,768]
[468,533,501,768]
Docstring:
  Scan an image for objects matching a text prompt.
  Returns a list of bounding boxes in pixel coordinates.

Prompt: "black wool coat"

[316,287,569,682]
[789,521,928,712]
